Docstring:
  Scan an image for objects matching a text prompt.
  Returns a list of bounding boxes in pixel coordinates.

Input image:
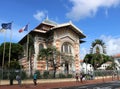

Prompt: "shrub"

[21,71,27,79]
[43,71,49,79]
[59,73,66,78]
[67,74,73,78]
[35,70,41,79]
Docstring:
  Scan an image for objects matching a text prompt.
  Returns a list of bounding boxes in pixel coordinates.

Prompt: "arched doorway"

[61,42,74,74]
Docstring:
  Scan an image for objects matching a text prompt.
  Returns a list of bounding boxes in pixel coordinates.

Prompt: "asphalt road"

[54,81,120,89]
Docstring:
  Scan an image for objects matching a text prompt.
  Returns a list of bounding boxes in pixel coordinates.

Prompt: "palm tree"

[91,39,106,54]
[92,53,102,69]
[37,46,60,78]
[27,34,34,77]
[92,39,105,47]
[38,47,51,71]
[49,47,60,78]
[90,39,106,70]
[84,39,114,70]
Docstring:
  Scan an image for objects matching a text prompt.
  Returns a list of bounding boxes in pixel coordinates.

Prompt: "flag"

[19,24,28,33]
[1,22,12,29]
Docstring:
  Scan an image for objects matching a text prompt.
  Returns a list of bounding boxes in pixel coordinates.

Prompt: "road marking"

[93,86,112,89]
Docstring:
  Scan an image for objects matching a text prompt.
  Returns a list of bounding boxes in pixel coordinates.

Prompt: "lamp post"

[85,58,88,80]
[85,58,88,74]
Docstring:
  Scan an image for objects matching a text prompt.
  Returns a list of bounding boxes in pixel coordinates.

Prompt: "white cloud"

[66,0,120,21]
[100,35,120,56]
[33,10,47,21]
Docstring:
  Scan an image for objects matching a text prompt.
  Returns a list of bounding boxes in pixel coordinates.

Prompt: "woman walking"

[33,73,37,86]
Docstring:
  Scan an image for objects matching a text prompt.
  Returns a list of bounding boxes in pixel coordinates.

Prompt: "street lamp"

[85,58,88,74]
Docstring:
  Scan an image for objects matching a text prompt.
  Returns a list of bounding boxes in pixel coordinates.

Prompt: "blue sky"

[0,0,120,59]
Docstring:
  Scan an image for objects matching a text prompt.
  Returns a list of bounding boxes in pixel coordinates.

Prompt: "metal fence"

[94,70,120,80]
[0,69,120,85]
[0,69,75,80]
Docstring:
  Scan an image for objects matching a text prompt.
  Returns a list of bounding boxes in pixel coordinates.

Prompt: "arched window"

[39,44,43,51]
[61,42,72,54]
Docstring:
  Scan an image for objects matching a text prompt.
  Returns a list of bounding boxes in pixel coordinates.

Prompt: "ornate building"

[19,18,86,74]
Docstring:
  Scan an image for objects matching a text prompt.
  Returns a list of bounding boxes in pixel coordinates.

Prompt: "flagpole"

[8,28,12,69]
[2,30,7,69]
[27,33,29,60]
[2,29,7,79]
[26,24,30,76]
[1,22,12,80]
[19,23,30,75]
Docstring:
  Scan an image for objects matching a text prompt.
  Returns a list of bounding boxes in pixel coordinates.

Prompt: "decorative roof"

[114,54,120,58]
[32,18,86,38]
[50,21,86,38]
[105,61,112,64]
[34,29,46,33]
[42,18,58,26]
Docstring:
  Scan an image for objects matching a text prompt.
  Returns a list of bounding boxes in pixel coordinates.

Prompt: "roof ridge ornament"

[69,20,72,24]
[46,15,49,20]
[42,17,58,26]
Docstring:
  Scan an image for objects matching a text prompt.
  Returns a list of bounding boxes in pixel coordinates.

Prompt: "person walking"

[33,73,37,86]
[75,73,79,82]
[16,74,21,86]
[80,73,83,83]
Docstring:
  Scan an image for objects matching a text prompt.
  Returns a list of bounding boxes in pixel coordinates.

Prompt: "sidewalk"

[0,77,119,89]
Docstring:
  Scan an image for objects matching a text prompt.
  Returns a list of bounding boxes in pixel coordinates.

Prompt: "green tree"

[84,39,112,70]
[106,57,117,70]
[84,53,112,70]
[7,59,22,69]
[48,47,60,78]
[38,46,60,78]
[38,47,52,71]
[0,42,23,68]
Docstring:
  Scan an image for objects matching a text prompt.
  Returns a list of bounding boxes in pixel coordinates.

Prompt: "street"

[54,81,120,89]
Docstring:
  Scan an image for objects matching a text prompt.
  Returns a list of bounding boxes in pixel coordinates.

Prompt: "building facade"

[113,54,120,70]
[19,18,86,74]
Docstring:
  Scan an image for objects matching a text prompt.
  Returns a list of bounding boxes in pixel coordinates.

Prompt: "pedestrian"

[9,73,14,85]
[16,74,21,86]
[80,73,83,83]
[75,73,79,82]
[33,73,37,85]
